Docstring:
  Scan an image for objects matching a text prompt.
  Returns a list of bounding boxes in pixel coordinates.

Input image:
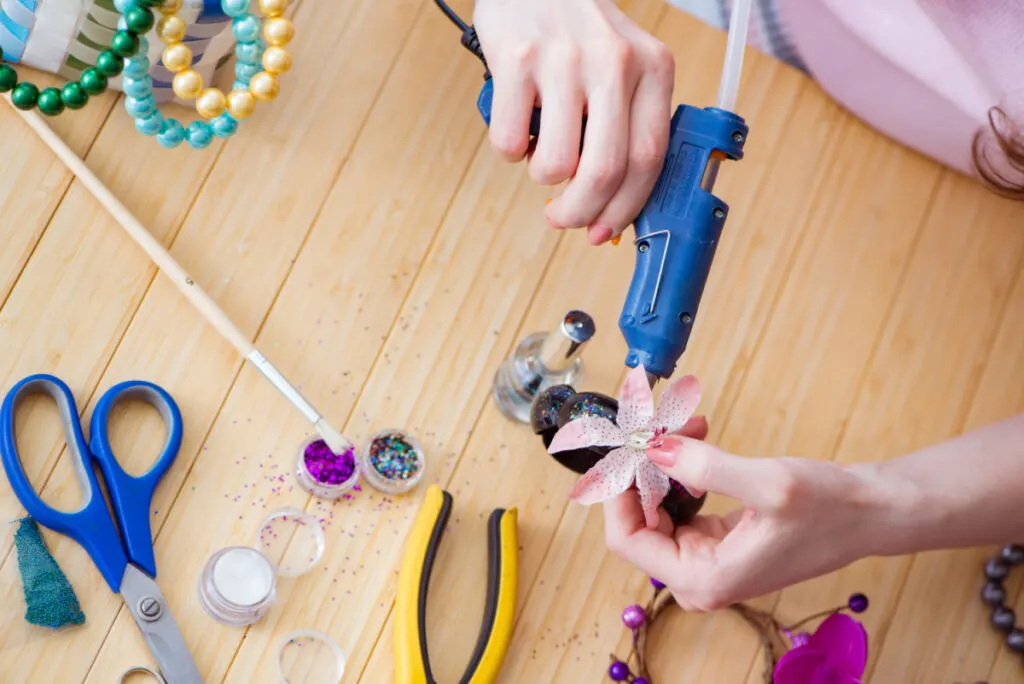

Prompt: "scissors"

[0,374,202,684]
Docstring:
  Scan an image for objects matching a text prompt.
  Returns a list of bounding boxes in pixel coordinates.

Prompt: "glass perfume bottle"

[492,310,595,423]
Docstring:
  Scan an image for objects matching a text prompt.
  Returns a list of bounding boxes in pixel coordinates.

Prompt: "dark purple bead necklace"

[982,544,1024,660]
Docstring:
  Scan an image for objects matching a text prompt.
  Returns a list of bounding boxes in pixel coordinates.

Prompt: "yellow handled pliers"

[394,484,518,684]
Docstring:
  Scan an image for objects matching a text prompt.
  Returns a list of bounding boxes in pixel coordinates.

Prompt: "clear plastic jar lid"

[295,436,359,500]
[358,428,425,495]
[255,507,326,577]
[277,629,346,684]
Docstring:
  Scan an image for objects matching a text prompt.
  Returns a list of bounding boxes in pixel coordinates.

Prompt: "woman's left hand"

[603,433,903,610]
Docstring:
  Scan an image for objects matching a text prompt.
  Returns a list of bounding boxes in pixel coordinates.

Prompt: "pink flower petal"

[774,649,828,684]
[807,614,868,676]
[617,365,655,433]
[568,447,638,505]
[548,417,626,454]
[635,457,671,526]
[655,374,702,434]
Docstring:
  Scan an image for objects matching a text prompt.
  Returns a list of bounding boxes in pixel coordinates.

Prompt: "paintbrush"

[2,95,351,455]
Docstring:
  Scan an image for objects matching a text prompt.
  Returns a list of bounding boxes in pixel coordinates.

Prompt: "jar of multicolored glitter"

[359,428,425,495]
[295,436,360,500]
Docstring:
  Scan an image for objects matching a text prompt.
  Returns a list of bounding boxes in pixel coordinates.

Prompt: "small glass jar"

[198,546,276,627]
[295,435,359,499]
[359,428,426,495]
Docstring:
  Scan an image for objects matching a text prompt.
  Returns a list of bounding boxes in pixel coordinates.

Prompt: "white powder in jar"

[212,547,275,606]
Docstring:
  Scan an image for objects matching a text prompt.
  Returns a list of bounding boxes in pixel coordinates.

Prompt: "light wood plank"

[0,108,219,681]
[761,173,1024,682]
[869,224,1024,683]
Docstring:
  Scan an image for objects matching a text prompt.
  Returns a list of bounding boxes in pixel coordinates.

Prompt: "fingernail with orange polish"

[610,234,621,246]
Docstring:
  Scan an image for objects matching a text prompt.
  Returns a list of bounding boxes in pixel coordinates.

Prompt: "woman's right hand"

[472,0,675,245]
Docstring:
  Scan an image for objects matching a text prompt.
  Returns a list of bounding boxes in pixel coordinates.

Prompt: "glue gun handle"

[477,79,587,149]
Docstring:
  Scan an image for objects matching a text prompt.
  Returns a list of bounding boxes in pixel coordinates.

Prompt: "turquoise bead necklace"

[0,1,159,115]
[123,0,264,149]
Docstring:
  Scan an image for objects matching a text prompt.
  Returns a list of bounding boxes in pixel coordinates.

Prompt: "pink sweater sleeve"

[774,0,1023,180]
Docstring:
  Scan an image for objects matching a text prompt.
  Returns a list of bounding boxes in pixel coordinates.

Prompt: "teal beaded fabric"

[13,517,86,630]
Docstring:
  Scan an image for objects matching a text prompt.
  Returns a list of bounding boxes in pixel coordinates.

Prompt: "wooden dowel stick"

[4,97,351,454]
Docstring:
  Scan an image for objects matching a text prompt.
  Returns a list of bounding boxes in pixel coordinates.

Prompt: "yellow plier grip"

[395,484,518,684]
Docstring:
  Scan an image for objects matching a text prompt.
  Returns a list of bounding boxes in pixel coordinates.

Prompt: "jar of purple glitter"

[295,436,360,499]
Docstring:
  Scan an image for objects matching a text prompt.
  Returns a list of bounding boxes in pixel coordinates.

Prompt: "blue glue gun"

[477,78,749,381]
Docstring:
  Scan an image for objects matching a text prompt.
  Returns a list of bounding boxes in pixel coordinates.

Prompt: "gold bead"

[162,42,193,73]
[157,15,187,43]
[263,17,294,46]
[258,0,288,17]
[261,46,292,75]
[158,0,182,14]
[226,89,256,119]
[172,69,204,100]
[249,72,280,101]
[196,88,227,118]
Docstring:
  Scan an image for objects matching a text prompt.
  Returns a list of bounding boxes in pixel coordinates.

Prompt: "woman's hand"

[603,434,906,610]
[473,0,675,244]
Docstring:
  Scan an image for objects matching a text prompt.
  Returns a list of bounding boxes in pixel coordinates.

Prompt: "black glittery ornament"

[530,384,577,448]
[556,391,619,427]
[661,480,706,526]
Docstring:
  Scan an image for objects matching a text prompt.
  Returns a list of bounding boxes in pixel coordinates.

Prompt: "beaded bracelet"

[124,0,292,149]
[607,579,871,684]
[981,544,1024,660]
[0,1,157,115]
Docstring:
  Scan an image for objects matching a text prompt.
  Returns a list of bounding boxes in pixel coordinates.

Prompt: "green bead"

[37,87,65,116]
[61,82,89,110]
[0,65,17,93]
[10,82,39,110]
[79,68,108,95]
[124,6,155,34]
[96,51,124,77]
[110,31,140,58]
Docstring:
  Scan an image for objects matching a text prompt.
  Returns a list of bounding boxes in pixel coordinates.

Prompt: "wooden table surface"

[1,1,1023,682]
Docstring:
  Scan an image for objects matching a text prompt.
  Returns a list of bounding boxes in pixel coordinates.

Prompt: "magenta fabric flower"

[774,613,868,684]
[547,364,702,526]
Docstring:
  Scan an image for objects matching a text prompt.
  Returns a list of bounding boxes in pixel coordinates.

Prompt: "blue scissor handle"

[1,375,129,592]
[0,375,183,593]
[89,379,183,583]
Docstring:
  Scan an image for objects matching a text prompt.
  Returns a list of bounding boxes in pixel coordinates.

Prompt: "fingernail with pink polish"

[589,225,612,244]
[647,444,676,467]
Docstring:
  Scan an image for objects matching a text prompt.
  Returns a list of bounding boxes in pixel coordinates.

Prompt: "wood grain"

[0,1,1022,682]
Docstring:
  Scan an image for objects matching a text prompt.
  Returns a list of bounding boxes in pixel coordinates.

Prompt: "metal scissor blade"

[120,565,204,684]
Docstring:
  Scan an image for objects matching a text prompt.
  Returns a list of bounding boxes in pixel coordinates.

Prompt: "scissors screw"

[138,596,163,621]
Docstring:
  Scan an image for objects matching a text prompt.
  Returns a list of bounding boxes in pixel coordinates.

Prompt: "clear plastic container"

[295,436,359,500]
[359,428,425,495]
[256,507,325,577]
[277,629,346,684]
[198,546,276,627]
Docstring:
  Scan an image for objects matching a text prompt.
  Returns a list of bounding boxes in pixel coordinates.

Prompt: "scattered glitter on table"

[296,438,360,499]
[359,429,425,495]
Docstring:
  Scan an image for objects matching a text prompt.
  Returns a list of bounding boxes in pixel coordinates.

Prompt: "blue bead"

[123,57,150,79]
[235,40,263,65]
[157,119,185,148]
[122,75,153,98]
[125,95,156,118]
[232,79,251,91]
[113,0,136,12]
[135,111,163,136]
[186,121,214,149]
[136,35,149,54]
[222,0,249,17]
[117,16,128,31]
[210,114,238,139]
[231,15,261,42]
[235,62,260,83]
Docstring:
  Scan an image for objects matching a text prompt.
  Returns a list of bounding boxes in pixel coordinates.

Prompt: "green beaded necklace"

[0,1,161,116]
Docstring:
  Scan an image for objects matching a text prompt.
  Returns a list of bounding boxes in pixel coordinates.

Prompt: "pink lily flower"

[547,364,702,526]
[774,613,869,684]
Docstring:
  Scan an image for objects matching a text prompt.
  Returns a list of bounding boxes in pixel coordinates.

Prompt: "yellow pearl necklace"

[157,0,293,120]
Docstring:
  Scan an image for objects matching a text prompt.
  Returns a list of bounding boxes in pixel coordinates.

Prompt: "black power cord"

[433,0,490,79]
